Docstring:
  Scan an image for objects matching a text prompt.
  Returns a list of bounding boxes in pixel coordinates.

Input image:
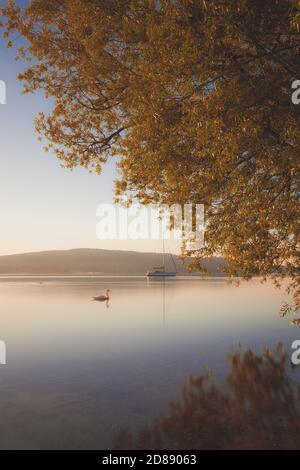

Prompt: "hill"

[0,248,226,275]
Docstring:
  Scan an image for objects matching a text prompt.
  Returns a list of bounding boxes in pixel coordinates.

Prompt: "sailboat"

[146,240,177,277]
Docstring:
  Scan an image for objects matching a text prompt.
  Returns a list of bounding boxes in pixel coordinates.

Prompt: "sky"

[0,1,180,256]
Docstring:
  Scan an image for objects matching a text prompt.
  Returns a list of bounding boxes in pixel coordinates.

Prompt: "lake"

[0,276,299,449]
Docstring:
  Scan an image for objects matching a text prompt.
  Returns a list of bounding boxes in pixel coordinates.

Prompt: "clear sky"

[0,1,180,256]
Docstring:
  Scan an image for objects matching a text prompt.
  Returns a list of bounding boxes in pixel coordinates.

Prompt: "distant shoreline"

[0,273,228,278]
[0,248,226,277]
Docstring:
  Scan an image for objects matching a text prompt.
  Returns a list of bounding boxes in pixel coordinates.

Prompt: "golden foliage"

[1,0,299,308]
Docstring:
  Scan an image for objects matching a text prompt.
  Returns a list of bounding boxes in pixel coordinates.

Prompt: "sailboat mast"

[162,238,165,270]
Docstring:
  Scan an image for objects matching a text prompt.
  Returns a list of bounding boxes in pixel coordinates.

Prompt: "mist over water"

[0,277,297,449]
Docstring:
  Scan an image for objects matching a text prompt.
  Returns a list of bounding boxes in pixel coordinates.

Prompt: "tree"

[1,0,299,310]
[113,344,300,449]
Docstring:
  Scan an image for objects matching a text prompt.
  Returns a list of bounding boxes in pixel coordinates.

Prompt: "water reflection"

[0,278,296,449]
[114,344,300,450]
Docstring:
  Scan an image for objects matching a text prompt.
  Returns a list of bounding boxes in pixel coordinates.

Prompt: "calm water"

[0,277,299,449]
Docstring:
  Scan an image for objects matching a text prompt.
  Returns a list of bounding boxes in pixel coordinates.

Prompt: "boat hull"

[147,272,177,277]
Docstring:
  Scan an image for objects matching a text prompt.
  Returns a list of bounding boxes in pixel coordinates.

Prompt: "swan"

[93,289,110,301]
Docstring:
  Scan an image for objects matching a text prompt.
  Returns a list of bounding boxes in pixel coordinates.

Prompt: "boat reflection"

[114,343,300,450]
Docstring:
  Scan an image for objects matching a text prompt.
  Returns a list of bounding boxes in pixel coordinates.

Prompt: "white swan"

[93,289,110,301]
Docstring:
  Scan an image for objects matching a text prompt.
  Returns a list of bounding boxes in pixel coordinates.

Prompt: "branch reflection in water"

[114,344,300,450]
